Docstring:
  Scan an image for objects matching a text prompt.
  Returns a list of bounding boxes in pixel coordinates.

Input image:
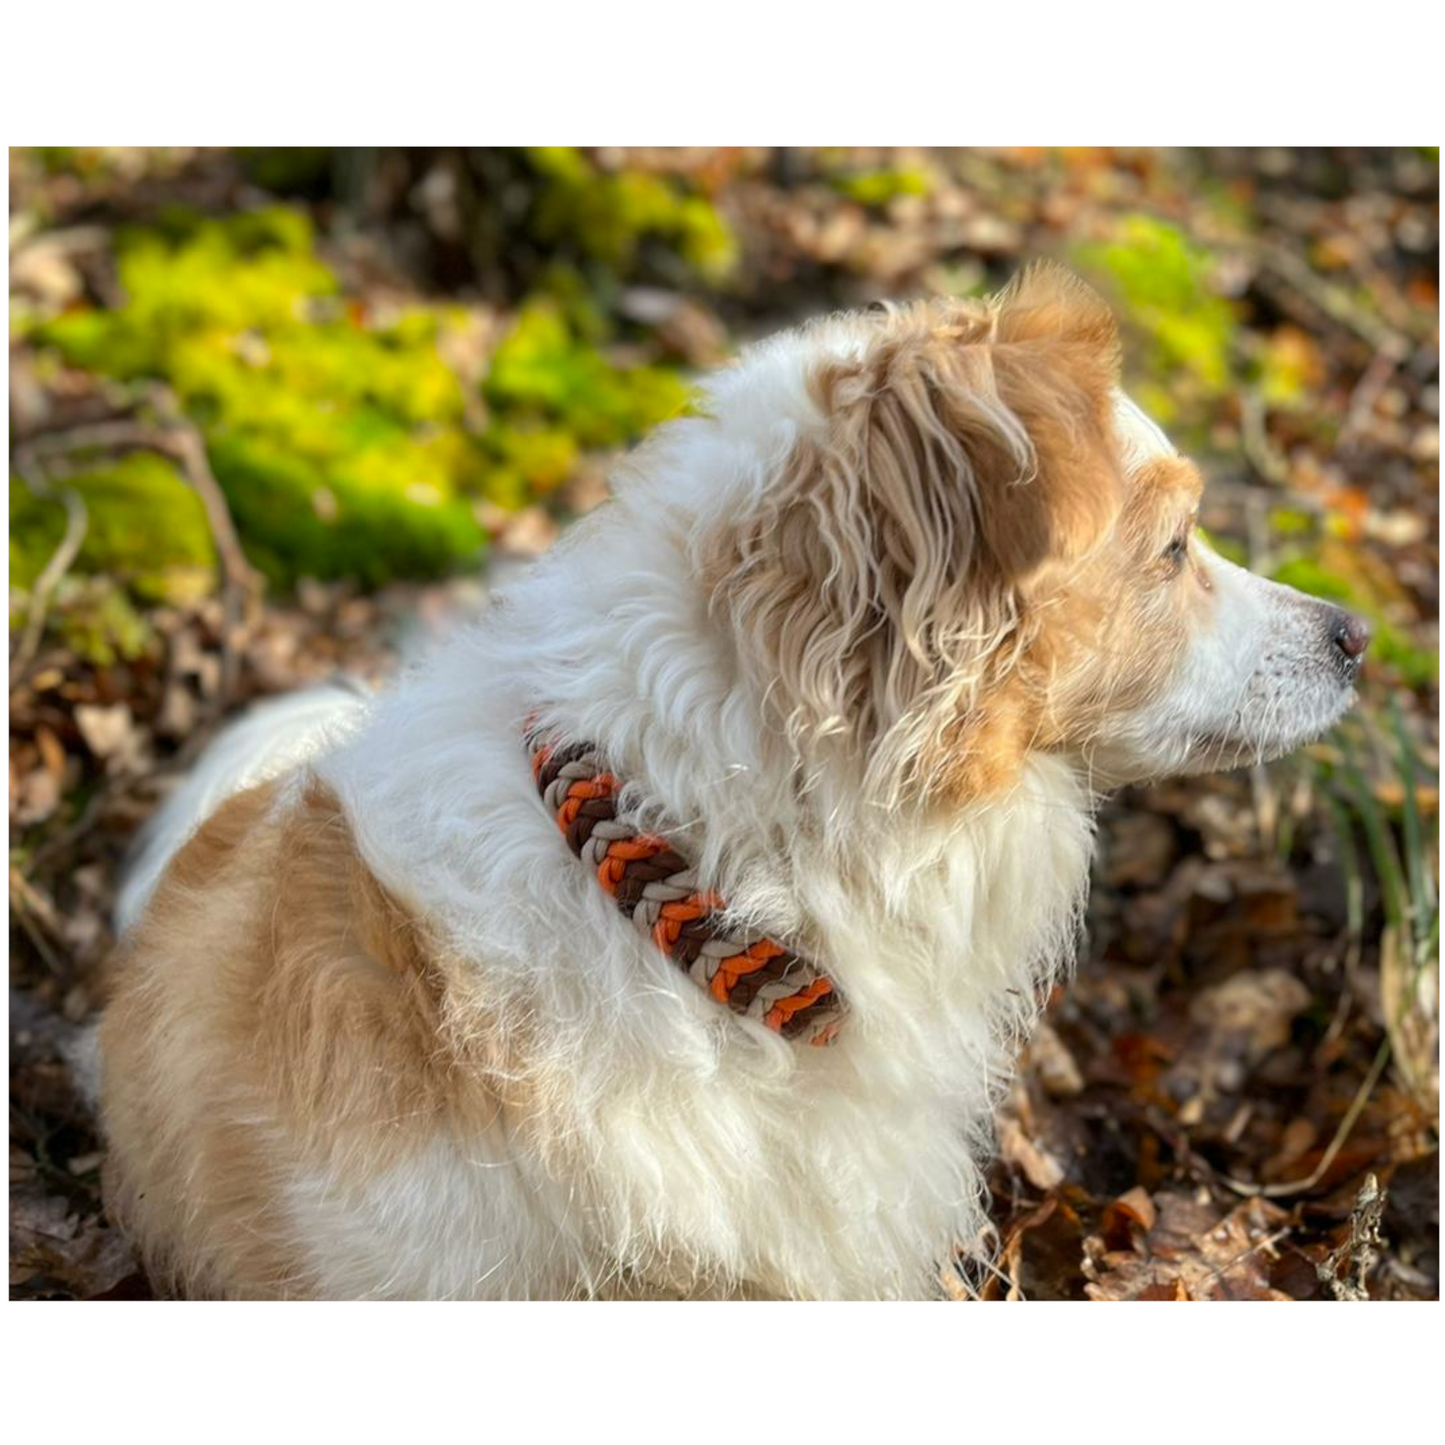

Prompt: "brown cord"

[527,728,844,1046]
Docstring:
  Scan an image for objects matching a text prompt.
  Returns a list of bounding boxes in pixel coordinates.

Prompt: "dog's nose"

[1330,609,1371,662]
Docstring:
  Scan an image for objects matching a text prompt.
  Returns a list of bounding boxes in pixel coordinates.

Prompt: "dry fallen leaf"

[8,1180,140,1299]
[73,702,147,773]
[1190,969,1312,1063]
[997,1081,1068,1192]
[1023,1022,1085,1099]
[1084,1192,1292,1301]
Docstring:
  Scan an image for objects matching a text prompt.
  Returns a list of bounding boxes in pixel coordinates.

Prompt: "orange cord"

[528,726,844,1045]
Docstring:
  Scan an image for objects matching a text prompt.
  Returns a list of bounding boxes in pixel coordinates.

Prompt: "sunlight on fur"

[98,263,1368,1299]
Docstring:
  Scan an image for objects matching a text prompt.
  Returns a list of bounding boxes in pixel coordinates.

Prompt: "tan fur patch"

[99,778,497,1298]
[703,267,1138,805]
[1019,456,1210,758]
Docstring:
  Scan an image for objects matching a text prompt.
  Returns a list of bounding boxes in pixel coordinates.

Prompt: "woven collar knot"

[527,726,844,1046]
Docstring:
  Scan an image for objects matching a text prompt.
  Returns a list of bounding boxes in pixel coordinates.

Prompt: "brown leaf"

[1100,1186,1157,1251]
[11,763,61,827]
[73,702,147,773]
[997,1112,1066,1192]
[1085,1193,1292,1301]
[8,1180,140,1300]
[1099,811,1177,888]
[1189,969,1312,1064]
[1021,1022,1085,1098]
[35,724,67,780]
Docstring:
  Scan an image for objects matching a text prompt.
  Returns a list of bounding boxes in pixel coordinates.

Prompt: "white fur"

[302,538,1094,1294]
[1092,389,1358,786]
[1093,546,1359,784]
[116,315,1357,1298]
[1111,387,1176,472]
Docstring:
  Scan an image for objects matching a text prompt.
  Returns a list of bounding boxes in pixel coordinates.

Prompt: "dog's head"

[677,262,1366,805]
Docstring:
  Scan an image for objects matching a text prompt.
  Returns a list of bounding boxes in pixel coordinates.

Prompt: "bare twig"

[9,448,89,690]
[153,407,257,707]
[1220,1038,1392,1200]
[8,869,68,975]
[1202,1226,1294,1299]
[16,399,261,709]
[11,401,264,884]
[146,387,255,599]
[1254,242,1405,355]
[1239,392,1292,489]
[1338,337,1410,451]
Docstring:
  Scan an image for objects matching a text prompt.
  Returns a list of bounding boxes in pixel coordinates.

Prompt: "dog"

[98,263,1369,1298]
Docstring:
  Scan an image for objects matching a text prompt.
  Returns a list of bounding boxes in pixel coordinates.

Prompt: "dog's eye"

[1162,535,1190,571]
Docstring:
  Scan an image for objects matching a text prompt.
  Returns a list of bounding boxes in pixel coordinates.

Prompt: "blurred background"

[8,146,1439,1299]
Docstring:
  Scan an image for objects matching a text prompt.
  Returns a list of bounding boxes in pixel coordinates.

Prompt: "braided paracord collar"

[527,726,844,1046]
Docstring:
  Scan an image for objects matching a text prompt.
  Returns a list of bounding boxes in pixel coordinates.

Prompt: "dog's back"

[115,683,369,935]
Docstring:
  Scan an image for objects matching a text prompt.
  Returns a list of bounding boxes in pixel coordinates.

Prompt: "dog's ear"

[704,270,1125,799]
[992,258,1121,353]
[960,261,1124,579]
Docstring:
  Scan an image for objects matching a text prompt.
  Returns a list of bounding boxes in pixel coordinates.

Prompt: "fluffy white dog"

[100,264,1368,1298]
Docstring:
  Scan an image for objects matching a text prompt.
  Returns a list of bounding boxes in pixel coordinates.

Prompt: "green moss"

[207,432,483,587]
[32,197,705,590]
[10,453,216,603]
[526,147,737,282]
[46,210,337,373]
[1268,507,1316,537]
[1271,556,1350,602]
[1075,215,1237,422]
[53,579,155,668]
[828,166,932,208]
[479,426,580,509]
[484,298,691,451]
[39,208,486,587]
[9,486,62,595]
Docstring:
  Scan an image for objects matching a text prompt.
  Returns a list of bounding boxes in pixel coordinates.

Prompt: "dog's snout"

[1328,609,1371,666]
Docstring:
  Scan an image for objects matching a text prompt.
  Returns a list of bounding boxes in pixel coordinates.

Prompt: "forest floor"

[9,147,1439,1299]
